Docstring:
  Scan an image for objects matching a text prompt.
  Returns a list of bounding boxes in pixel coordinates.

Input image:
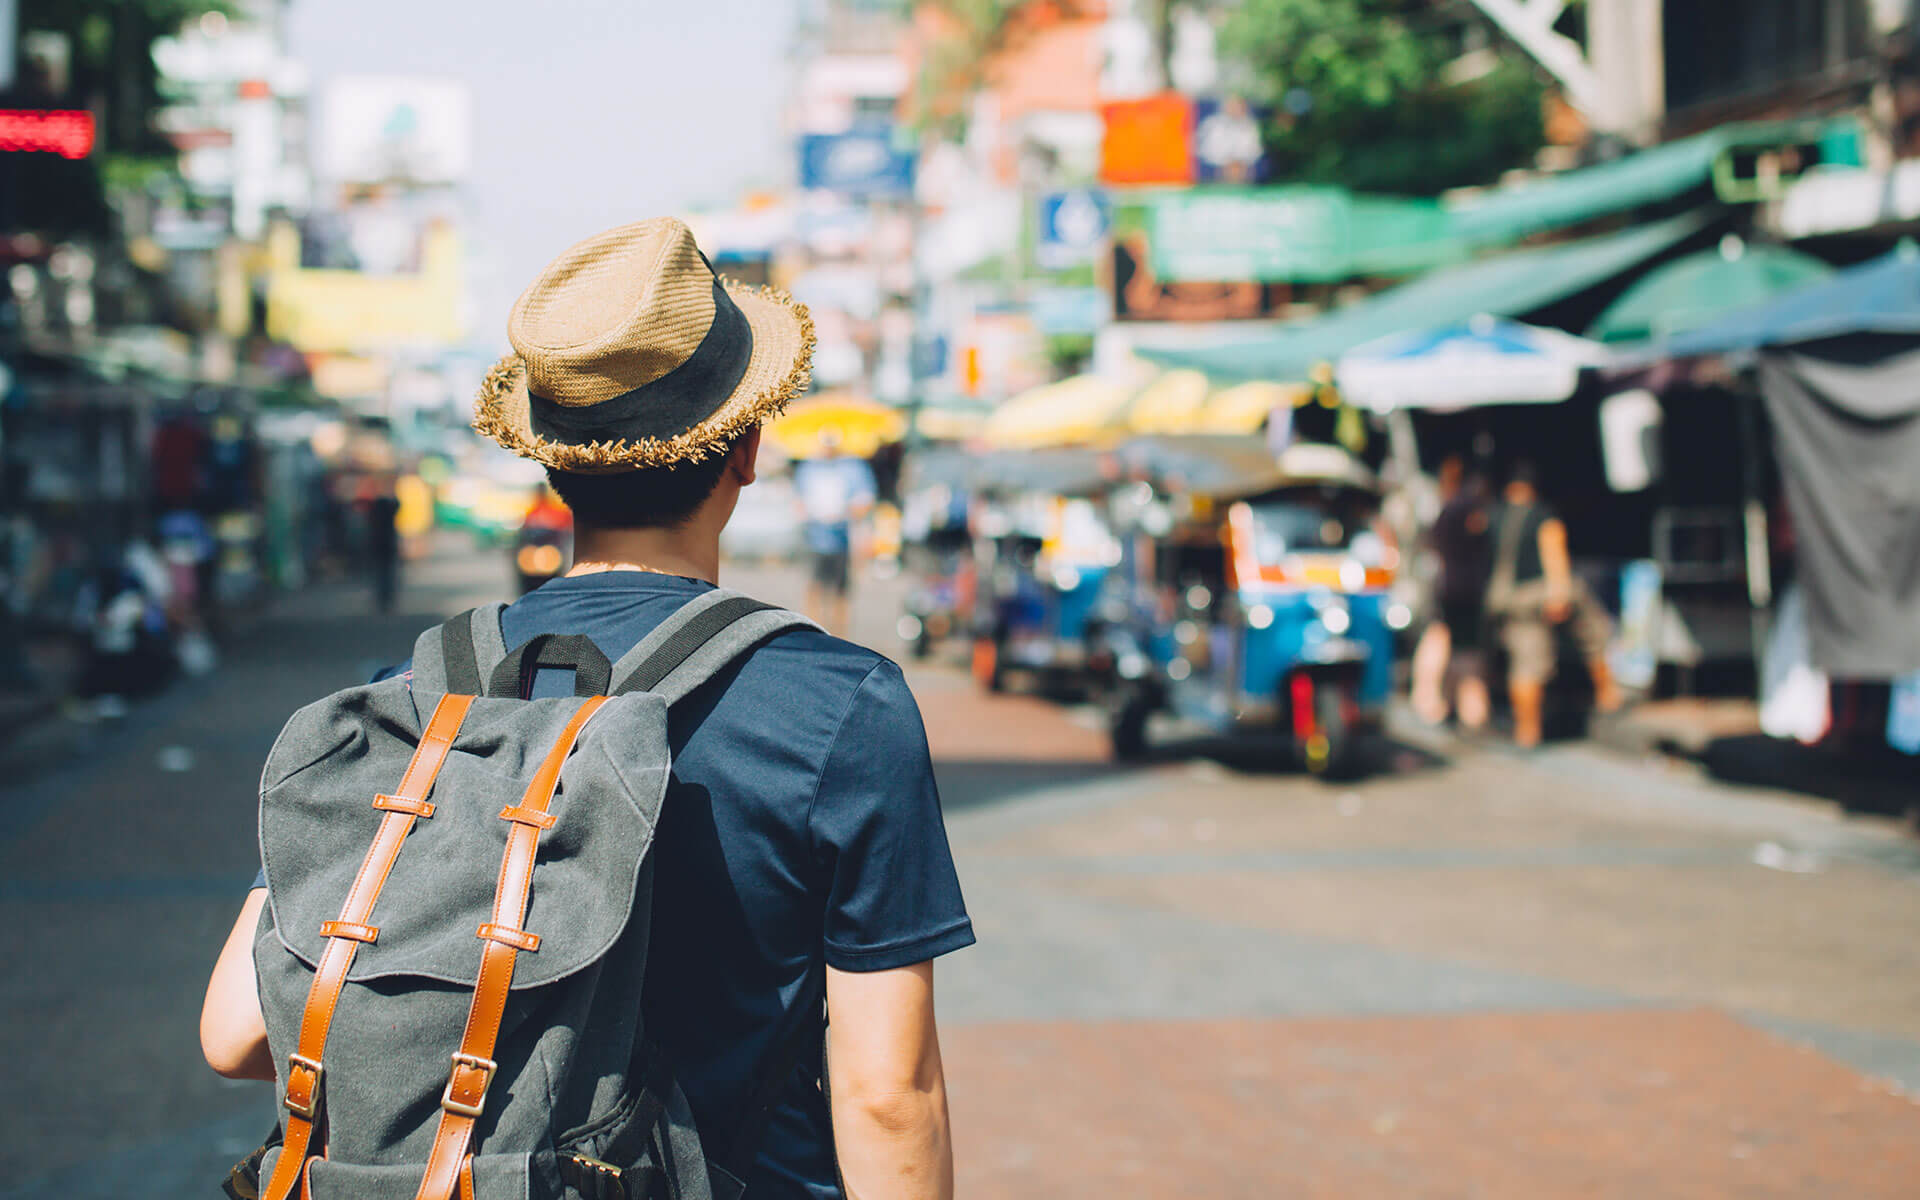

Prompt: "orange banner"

[1099,94,1193,186]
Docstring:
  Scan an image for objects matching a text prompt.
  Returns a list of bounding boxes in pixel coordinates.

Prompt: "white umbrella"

[1336,314,1606,413]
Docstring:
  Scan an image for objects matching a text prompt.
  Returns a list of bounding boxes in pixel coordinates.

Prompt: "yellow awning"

[1126,369,1211,434]
[764,392,907,459]
[983,375,1132,449]
[1196,381,1305,434]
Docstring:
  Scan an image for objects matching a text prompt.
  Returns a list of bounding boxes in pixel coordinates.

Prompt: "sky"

[287,0,803,347]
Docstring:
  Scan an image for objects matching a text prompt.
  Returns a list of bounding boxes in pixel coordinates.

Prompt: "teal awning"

[1140,211,1709,384]
[1447,119,1848,246]
[1587,242,1835,343]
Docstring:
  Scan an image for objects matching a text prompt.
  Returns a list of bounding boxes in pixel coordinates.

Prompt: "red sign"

[1099,94,1193,186]
[0,110,97,159]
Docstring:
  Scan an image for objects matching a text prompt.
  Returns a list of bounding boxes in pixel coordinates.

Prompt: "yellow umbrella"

[1196,381,1306,434]
[1126,369,1210,434]
[983,374,1132,449]
[913,404,990,442]
[764,392,907,459]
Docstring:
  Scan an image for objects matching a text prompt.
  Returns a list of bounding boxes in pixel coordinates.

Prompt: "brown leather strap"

[262,693,475,1200]
[413,696,609,1200]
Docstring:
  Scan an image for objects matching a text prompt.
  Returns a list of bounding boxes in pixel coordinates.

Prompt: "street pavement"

[3,541,1917,1198]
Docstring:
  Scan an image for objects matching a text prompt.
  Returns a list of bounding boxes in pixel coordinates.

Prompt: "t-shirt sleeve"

[812,660,974,972]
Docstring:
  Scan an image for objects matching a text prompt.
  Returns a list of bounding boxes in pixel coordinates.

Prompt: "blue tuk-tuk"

[1099,439,1406,774]
[966,448,1121,695]
[895,447,980,660]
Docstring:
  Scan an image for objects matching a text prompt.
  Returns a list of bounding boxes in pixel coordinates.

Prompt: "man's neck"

[567,524,720,584]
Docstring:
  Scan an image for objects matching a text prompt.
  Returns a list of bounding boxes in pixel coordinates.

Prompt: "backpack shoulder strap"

[609,589,820,704]
[409,603,508,694]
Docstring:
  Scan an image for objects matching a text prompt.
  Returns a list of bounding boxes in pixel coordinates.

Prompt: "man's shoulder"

[747,624,906,697]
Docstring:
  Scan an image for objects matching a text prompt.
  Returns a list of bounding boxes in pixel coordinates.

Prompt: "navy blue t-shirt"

[260,571,973,1198]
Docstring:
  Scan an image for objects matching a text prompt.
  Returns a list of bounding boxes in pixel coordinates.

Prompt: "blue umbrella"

[1336,315,1605,413]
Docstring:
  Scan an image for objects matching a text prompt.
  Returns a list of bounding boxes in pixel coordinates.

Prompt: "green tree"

[1219,0,1546,195]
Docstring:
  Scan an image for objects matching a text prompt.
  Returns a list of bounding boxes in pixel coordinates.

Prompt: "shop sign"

[0,109,94,158]
[1192,97,1268,183]
[1099,93,1193,186]
[1037,189,1111,270]
[1146,187,1451,283]
[1029,286,1111,335]
[798,129,915,198]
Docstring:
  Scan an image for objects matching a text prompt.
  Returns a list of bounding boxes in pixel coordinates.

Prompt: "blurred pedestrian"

[1485,460,1621,747]
[793,430,875,636]
[363,476,402,613]
[1410,455,1492,729]
[201,218,965,1200]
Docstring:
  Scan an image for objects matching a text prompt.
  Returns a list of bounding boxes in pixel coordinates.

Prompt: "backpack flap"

[257,1147,538,1200]
[259,681,671,989]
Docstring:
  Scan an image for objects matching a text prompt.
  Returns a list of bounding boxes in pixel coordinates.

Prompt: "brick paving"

[947,1011,1920,1199]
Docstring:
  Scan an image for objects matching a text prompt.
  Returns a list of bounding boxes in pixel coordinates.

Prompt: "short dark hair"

[546,441,736,530]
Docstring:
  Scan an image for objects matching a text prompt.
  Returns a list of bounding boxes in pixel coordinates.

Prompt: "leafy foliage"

[1219,0,1546,195]
[911,0,1098,132]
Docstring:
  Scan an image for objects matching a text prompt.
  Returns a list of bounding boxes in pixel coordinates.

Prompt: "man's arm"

[826,961,954,1200]
[1539,517,1573,621]
[201,887,275,1081]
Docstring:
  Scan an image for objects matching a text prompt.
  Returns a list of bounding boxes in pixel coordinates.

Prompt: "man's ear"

[728,427,762,487]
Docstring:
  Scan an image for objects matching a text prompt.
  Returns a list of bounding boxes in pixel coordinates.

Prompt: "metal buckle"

[565,1155,626,1200]
[569,1154,622,1181]
[284,1053,324,1119]
[440,1051,497,1118]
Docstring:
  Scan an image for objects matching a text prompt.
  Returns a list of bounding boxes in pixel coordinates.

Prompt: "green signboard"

[1145,187,1457,283]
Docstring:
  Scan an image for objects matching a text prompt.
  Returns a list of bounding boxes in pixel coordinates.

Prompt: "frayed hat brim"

[474,280,815,474]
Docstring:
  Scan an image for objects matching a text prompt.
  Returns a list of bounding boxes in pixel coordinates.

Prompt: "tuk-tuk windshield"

[1244,490,1376,562]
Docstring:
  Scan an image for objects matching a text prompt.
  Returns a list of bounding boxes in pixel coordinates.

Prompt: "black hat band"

[528,278,755,446]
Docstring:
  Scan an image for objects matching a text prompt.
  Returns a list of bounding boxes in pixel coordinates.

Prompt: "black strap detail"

[488,633,614,698]
[441,609,483,695]
[719,1011,826,1182]
[611,597,776,695]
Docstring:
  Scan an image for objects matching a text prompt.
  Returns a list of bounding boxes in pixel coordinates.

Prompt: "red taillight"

[1289,673,1316,739]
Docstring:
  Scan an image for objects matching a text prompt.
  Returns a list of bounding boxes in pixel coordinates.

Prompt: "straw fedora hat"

[474,217,814,473]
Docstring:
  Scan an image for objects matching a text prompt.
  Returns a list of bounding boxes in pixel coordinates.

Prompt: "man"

[1485,460,1622,748]
[1410,455,1492,730]
[202,218,970,1200]
[364,475,403,613]
[793,431,875,636]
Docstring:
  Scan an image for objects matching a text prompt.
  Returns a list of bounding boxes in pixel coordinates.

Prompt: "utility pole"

[1468,0,1664,138]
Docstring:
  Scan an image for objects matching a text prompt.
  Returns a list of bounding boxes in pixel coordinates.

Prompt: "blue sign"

[1030,286,1111,335]
[1192,98,1270,184]
[1037,190,1111,270]
[911,335,948,381]
[798,130,916,198]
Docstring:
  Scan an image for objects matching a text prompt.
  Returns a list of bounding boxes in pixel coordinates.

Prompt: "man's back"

[495,570,972,1198]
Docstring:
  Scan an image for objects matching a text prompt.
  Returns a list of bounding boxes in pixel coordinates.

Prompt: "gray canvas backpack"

[251,590,820,1200]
